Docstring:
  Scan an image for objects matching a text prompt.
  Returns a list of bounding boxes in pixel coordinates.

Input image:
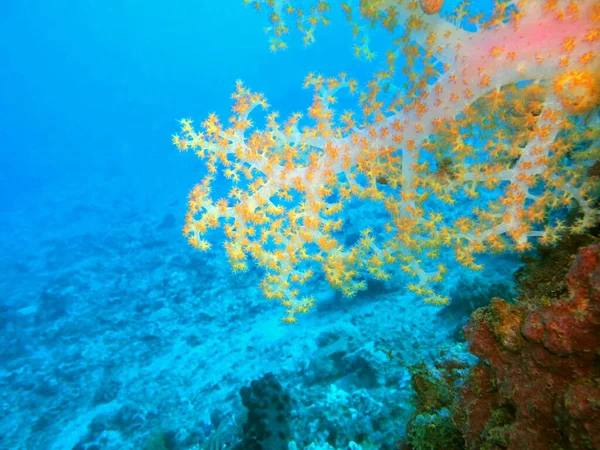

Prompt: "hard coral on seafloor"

[456,244,600,449]
[239,372,292,450]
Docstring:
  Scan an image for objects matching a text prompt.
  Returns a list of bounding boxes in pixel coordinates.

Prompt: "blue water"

[0,1,530,449]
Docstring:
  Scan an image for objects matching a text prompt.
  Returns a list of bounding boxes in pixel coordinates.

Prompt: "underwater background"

[1,0,599,449]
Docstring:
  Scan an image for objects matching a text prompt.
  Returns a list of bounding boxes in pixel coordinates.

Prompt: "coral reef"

[397,345,476,450]
[515,224,599,308]
[456,244,600,449]
[239,372,292,449]
[403,363,463,450]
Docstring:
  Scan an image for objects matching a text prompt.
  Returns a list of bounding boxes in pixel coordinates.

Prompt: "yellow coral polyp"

[553,70,600,114]
[174,0,600,323]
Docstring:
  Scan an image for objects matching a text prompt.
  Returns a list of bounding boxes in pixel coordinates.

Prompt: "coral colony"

[173,0,599,323]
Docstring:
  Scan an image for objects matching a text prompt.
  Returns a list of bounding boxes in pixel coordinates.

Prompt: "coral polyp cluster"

[176,0,600,321]
[553,70,600,114]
